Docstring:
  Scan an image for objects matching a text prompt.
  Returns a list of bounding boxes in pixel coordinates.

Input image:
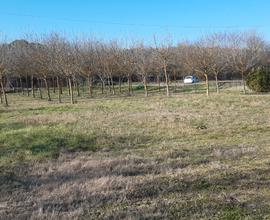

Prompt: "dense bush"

[246,68,270,92]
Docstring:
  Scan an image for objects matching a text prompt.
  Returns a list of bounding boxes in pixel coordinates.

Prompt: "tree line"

[0,31,268,106]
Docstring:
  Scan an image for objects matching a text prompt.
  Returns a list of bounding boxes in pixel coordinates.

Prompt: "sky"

[0,0,270,43]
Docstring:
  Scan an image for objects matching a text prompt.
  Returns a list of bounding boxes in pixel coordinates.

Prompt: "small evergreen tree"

[246,68,270,92]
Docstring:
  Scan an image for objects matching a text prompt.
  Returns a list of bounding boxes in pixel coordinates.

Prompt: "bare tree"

[8,40,32,96]
[228,32,266,94]
[30,41,53,101]
[50,36,78,104]
[154,36,172,96]
[45,34,66,103]
[169,47,185,92]
[133,43,154,97]
[120,48,136,95]
[94,41,118,96]
[205,33,229,94]
[1,31,269,106]
[179,43,208,96]
[0,42,9,106]
[181,39,216,96]
[76,38,98,98]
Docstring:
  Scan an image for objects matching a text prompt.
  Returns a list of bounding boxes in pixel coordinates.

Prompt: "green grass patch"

[0,125,97,165]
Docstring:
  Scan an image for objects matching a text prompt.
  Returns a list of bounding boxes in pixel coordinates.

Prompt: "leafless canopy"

[0,31,268,105]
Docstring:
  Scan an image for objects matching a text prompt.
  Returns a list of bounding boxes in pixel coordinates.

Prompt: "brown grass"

[1,93,270,219]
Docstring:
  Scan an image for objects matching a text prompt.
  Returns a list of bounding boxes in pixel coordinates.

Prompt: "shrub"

[246,68,270,92]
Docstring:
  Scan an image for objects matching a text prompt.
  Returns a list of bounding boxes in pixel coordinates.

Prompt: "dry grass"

[1,92,270,219]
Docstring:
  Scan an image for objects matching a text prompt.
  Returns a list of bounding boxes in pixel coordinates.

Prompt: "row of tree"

[0,31,268,106]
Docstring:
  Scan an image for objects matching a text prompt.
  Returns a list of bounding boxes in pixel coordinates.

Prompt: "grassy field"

[1,85,270,219]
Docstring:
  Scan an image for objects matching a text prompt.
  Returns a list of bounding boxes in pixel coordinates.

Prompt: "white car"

[184,76,199,84]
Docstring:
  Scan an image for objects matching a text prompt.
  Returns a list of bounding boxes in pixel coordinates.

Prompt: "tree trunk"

[88,74,93,97]
[26,75,30,96]
[107,78,111,93]
[241,71,246,94]
[128,74,132,96]
[19,77,24,95]
[205,74,209,96]
[215,74,219,94]
[77,82,80,97]
[0,88,2,104]
[82,79,85,93]
[119,77,122,94]
[56,76,61,103]
[44,78,51,101]
[15,79,19,93]
[60,79,63,94]
[0,78,8,106]
[101,81,104,94]
[75,80,80,97]
[68,77,74,104]
[31,75,35,98]
[143,76,148,97]
[73,79,76,93]
[157,74,160,92]
[52,77,56,93]
[173,69,177,92]
[67,78,71,96]
[163,61,170,96]
[110,75,115,95]
[38,79,43,99]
